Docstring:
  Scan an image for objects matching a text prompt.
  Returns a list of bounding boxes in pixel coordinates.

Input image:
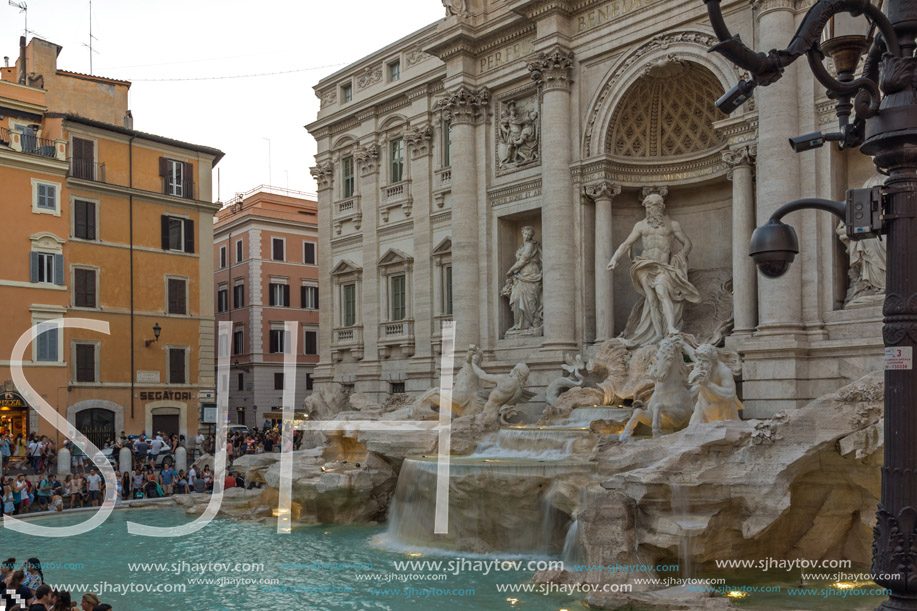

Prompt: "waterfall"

[471,426,590,459]
[669,484,703,579]
[561,519,583,567]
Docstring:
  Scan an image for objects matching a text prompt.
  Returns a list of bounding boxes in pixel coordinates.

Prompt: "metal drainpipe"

[129,135,135,421]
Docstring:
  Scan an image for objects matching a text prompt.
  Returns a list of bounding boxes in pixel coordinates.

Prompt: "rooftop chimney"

[3,57,8,68]
[124,110,133,129]
[18,36,26,85]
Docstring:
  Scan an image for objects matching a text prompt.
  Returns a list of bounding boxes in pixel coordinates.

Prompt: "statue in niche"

[836,174,887,308]
[502,226,544,337]
[497,100,539,169]
[683,342,744,425]
[470,360,535,428]
[608,193,701,348]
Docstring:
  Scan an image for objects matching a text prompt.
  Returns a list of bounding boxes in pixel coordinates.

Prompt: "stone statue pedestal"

[505,325,543,338]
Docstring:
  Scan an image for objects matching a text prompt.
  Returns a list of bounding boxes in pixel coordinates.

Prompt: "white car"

[226,424,249,436]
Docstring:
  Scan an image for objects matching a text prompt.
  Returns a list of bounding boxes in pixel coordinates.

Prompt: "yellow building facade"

[0,37,223,448]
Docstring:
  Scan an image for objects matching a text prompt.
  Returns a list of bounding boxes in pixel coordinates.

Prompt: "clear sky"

[0,0,444,202]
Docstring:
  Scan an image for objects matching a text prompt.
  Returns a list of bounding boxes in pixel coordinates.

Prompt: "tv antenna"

[8,1,27,38]
[81,0,99,74]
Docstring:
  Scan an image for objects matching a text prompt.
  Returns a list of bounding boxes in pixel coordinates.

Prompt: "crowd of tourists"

[1,558,111,611]
[1,426,287,515]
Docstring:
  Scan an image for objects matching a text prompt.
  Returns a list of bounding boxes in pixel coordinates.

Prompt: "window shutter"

[178,281,187,314]
[300,286,306,309]
[86,201,96,240]
[183,162,194,199]
[170,348,185,384]
[76,344,94,382]
[269,285,276,307]
[30,252,39,283]
[269,332,278,354]
[283,284,290,307]
[315,286,319,308]
[75,201,87,238]
[86,270,96,308]
[159,157,167,177]
[161,216,170,250]
[47,323,58,361]
[54,254,64,285]
[183,219,195,253]
[75,269,85,306]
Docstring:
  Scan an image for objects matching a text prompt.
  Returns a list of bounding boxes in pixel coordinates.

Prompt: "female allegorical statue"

[502,226,543,336]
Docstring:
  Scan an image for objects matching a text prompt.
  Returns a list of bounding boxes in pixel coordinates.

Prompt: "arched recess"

[583,31,745,160]
[67,399,125,439]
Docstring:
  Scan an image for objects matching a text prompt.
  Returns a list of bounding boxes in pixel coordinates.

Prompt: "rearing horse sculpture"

[619,336,693,441]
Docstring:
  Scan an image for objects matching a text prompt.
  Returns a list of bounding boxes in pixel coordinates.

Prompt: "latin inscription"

[576,0,659,32]
[480,39,535,73]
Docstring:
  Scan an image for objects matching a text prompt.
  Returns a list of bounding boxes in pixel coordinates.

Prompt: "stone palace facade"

[306,0,884,417]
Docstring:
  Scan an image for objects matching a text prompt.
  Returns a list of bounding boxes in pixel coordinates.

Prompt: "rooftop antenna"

[81,0,99,74]
[8,1,27,39]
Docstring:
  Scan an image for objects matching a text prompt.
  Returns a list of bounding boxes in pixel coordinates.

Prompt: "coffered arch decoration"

[583,31,745,160]
[606,62,726,158]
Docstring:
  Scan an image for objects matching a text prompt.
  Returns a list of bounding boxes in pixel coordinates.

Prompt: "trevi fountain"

[174,189,889,610]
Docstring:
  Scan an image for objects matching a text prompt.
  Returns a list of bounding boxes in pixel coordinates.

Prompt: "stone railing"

[333,326,363,346]
[335,197,358,217]
[378,319,415,358]
[436,167,452,188]
[379,180,413,221]
[332,195,362,234]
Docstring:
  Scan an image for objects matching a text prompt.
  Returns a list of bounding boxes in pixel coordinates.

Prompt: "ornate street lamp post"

[701,0,917,608]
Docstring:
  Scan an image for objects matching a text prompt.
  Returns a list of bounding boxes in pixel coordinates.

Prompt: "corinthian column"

[309,160,334,381]
[586,181,621,342]
[529,46,576,350]
[436,87,489,351]
[723,146,757,335]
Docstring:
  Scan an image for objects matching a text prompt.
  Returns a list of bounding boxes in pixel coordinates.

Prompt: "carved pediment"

[29,232,66,251]
[432,237,452,257]
[331,259,363,276]
[378,248,414,267]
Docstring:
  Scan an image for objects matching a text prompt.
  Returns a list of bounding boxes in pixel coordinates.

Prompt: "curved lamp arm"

[769,197,846,223]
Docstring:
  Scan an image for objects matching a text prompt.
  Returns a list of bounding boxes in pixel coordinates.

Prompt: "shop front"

[0,390,30,440]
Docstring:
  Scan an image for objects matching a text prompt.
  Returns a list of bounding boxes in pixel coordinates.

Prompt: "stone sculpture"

[442,0,467,17]
[608,193,701,347]
[684,343,744,424]
[836,174,887,308]
[410,345,484,419]
[470,360,535,428]
[502,226,544,337]
[497,100,539,168]
[619,336,693,441]
[545,354,590,406]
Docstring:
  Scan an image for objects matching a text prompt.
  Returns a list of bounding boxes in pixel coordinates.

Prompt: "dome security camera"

[748,219,799,278]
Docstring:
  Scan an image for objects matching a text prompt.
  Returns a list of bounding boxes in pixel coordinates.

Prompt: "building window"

[71,137,96,180]
[445,265,453,315]
[233,283,245,308]
[272,237,285,261]
[304,330,318,355]
[73,200,97,240]
[35,320,59,362]
[233,327,244,355]
[31,252,62,285]
[32,180,59,215]
[167,277,188,315]
[341,156,354,198]
[168,347,187,384]
[274,372,284,390]
[269,282,290,307]
[237,372,244,391]
[388,60,401,82]
[390,274,406,321]
[341,82,352,103]
[161,215,194,253]
[74,268,97,308]
[236,239,243,263]
[217,287,228,313]
[391,382,405,394]
[390,138,404,183]
[342,283,356,327]
[303,242,316,265]
[443,119,452,167]
[301,285,319,309]
[75,343,96,383]
[306,373,314,391]
[219,246,227,268]
[269,329,289,354]
[161,158,192,198]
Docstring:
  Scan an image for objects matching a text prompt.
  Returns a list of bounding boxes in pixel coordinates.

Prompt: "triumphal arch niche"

[582,41,746,354]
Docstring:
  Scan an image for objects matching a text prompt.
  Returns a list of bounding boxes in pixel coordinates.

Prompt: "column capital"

[355,143,380,176]
[310,161,334,191]
[584,181,622,203]
[528,46,574,92]
[434,86,491,126]
[723,145,757,181]
[406,124,434,159]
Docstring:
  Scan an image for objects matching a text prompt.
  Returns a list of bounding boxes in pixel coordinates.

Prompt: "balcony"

[333,195,362,235]
[379,180,412,221]
[69,158,106,182]
[436,167,452,189]
[331,326,364,362]
[1,127,66,160]
[162,178,196,200]
[378,319,415,358]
